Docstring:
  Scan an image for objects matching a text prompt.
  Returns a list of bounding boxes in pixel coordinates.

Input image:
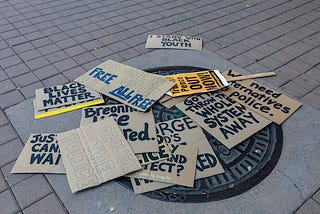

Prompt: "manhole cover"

[106,66,283,203]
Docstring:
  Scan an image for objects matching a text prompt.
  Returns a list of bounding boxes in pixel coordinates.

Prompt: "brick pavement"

[0,0,319,213]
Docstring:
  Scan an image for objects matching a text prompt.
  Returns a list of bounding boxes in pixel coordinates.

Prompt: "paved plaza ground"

[0,0,319,213]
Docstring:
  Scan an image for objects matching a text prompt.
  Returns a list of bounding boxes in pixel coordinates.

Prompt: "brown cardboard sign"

[80,104,158,153]
[11,133,65,174]
[156,117,224,178]
[176,92,271,149]
[35,82,103,110]
[145,35,203,51]
[166,70,229,97]
[129,145,198,187]
[160,95,189,109]
[74,60,176,111]
[57,118,141,193]
[221,70,302,124]
[130,177,172,194]
[136,135,171,165]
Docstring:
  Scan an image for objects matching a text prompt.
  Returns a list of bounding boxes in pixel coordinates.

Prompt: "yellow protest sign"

[166,70,229,97]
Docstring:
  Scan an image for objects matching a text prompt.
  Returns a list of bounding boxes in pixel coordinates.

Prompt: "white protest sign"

[145,35,202,51]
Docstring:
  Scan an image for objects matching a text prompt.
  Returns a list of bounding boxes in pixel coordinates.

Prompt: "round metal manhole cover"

[106,66,283,203]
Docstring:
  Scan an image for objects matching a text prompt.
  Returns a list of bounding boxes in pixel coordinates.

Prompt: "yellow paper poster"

[166,70,229,97]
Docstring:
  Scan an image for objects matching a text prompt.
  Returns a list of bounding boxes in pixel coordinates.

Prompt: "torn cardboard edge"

[145,35,203,51]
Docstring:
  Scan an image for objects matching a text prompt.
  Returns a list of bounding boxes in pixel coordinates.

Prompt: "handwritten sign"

[221,70,302,124]
[136,135,170,165]
[34,82,104,119]
[129,144,198,187]
[176,92,271,148]
[74,60,175,111]
[166,70,229,97]
[11,133,65,174]
[80,104,158,153]
[156,117,224,178]
[130,177,172,194]
[57,118,141,193]
[145,35,202,51]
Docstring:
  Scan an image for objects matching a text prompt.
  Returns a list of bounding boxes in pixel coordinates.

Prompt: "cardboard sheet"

[129,145,198,187]
[156,117,224,178]
[57,118,141,193]
[80,104,158,153]
[34,82,103,111]
[11,133,65,174]
[130,177,172,194]
[160,95,189,109]
[136,135,171,165]
[221,70,302,124]
[74,60,176,111]
[176,92,272,149]
[166,70,229,97]
[145,35,202,51]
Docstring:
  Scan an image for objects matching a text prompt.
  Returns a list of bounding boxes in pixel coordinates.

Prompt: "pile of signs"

[12,46,302,194]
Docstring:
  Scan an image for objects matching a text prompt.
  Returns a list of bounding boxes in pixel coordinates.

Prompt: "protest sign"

[156,117,224,178]
[80,104,158,153]
[166,70,229,97]
[129,145,198,187]
[145,35,202,51]
[57,118,141,193]
[136,135,171,165]
[34,82,104,119]
[176,92,271,148]
[221,70,302,124]
[11,133,65,174]
[74,60,175,111]
[130,177,172,194]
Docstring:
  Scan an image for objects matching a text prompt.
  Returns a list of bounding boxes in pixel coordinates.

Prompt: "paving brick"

[0,189,20,214]
[42,27,61,36]
[305,68,320,82]
[81,40,104,51]
[42,74,69,87]
[0,171,9,192]
[230,55,254,68]
[0,68,8,81]
[296,199,320,214]
[313,189,320,203]
[56,38,77,49]
[0,89,25,109]
[300,92,320,109]
[1,161,34,187]
[20,81,45,98]
[53,58,78,72]
[63,66,87,81]
[0,110,9,127]
[18,25,38,35]
[25,57,50,71]
[73,52,96,65]
[45,51,69,64]
[12,175,52,209]
[0,55,22,69]
[90,46,113,58]
[4,64,31,78]
[12,71,39,88]
[18,49,42,62]
[48,32,69,43]
[0,123,18,146]
[117,47,140,61]
[12,42,34,54]
[81,59,103,70]
[37,44,60,56]
[0,79,16,95]
[31,37,52,48]
[33,64,60,80]
[0,138,23,167]
[280,81,310,99]
[23,193,67,214]
[0,48,15,60]
[293,74,318,92]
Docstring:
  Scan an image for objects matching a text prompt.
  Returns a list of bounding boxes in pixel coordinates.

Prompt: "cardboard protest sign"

[129,145,198,187]
[11,133,65,174]
[57,118,141,193]
[156,117,224,178]
[130,177,172,194]
[166,70,229,97]
[145,35,202,51]
[136,135,171,165]
[74,60,176,111]
[176,93,271,149]
[221,70,302,124]
[34,82,104,119]
[160,96,189,109]
[80,104,158,153]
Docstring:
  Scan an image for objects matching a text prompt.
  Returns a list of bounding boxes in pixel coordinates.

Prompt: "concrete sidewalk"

[0,0,319,213]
